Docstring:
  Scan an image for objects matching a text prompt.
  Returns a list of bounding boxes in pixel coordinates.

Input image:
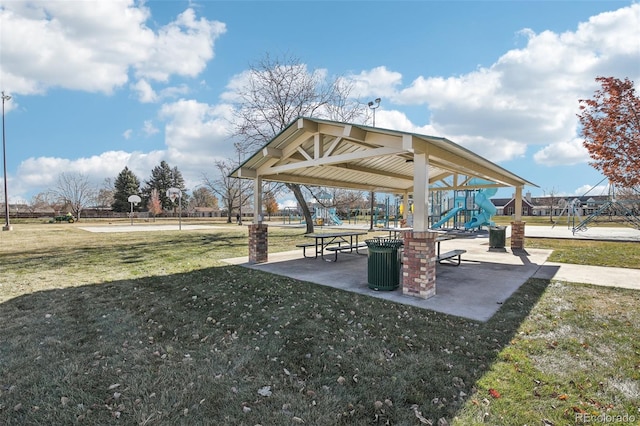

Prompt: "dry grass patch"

[1,223,639,425]
[525,237,640,269]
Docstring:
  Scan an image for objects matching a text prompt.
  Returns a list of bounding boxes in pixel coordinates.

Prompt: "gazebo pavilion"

[230,117,535,300]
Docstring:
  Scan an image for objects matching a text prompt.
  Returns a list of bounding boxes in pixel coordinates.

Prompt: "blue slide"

[464,186,498,229]
[431,206,463,229]
[329,208,343,225]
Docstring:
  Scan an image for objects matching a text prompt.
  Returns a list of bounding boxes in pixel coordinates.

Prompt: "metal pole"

[369,191,374,231]
[178,193,182,230]
[130,202,133,225]
[2,91,12,231]
[237,145,242,225]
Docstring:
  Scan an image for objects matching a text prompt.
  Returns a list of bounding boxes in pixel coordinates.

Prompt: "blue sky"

[1,0,639,206]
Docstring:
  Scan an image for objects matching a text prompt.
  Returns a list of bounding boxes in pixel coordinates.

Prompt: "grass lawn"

[1,223,639,425]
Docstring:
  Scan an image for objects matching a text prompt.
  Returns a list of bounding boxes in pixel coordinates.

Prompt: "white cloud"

[352,4,640,165]
[375,110,437,136]
[143,120,159,137]
[131,79,158,103]
[279,199,298,209]
[0,3,226,95]
[15,150,166,194]
[533,138,590,166]
[134,8,226,82]
[572,183,609,197]
[123,129,133,139]
[347,66,404,100]
[156,99,238,189]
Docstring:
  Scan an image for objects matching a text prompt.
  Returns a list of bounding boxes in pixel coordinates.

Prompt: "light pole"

[235,143,243,225]
[367,98,381,231]
[367,97,381,127]
[2,91,12,231]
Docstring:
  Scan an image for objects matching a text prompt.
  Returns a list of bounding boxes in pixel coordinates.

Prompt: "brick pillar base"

[510,221,525,250]
[249,224,268,264]
[401,231,437,299]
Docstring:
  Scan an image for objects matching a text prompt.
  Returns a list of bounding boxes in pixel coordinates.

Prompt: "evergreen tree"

[143,161,189,210]
[112,167,141,213]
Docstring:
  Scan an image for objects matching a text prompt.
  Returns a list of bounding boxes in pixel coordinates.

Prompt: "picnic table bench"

[325,242,368,261]
[436,249,466,266]
[295,242,318,258]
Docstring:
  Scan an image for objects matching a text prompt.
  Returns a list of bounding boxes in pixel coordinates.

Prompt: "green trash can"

[489,226,506,248]
[365,239,403,291]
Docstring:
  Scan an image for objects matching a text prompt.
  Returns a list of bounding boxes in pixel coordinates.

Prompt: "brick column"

[510,221,525,250]
[248,224,268,264]
[401,231,437,299]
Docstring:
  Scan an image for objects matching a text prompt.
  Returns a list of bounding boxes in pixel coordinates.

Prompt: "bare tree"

[543,187,560,222]
[27,192,54,215]
[231,53,368,233]
[49,172,96,221]
[96,178,115,209]
[202,159,253,223]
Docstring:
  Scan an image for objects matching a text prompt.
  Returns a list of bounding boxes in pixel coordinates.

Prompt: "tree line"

[22,160,217,221]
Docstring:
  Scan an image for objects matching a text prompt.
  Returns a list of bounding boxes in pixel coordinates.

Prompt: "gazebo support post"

[248,176,268,264]
[511,186,526,250]
[402,230,437,299]
[401,145,437,299]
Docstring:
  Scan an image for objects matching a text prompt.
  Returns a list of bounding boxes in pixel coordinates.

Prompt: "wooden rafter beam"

[263,146,404,175]
[258,173,406,192]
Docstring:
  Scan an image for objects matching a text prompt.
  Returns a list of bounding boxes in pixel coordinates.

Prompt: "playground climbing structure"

[430,178,498,230]
[571,184,640,234]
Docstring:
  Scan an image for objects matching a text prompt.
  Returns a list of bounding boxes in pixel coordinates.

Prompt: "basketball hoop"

[166,187,181,202]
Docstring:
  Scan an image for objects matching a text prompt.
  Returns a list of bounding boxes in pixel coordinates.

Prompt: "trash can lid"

[365,238,404,248]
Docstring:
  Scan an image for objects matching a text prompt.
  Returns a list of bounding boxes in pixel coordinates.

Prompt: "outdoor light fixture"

[368,98,381,127]
[2,91,12,231]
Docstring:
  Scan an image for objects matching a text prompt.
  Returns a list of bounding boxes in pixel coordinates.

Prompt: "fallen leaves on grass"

[257,386,272,397]
[488,388,501,399]
[411,404,433,425]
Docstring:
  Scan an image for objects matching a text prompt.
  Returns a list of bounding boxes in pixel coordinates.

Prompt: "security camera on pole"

[128,195,141,226]
[167,187,182,230]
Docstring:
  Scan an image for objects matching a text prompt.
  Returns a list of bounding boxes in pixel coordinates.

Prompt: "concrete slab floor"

[223,235,554,322]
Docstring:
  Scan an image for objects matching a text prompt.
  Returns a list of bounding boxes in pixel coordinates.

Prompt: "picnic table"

[298,230,368,262]
[376,230,465,266]
[376,226,413,239]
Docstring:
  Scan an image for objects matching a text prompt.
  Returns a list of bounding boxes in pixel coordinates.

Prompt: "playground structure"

[554,181,640,234]
[431,179,498,230]
[282,207,303,224]
[312,206,343,226]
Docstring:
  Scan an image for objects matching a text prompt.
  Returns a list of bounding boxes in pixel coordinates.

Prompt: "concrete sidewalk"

[523,224,640,242]
[79,224,236,233]
[524,225,640,290]
[533,262,640,290]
